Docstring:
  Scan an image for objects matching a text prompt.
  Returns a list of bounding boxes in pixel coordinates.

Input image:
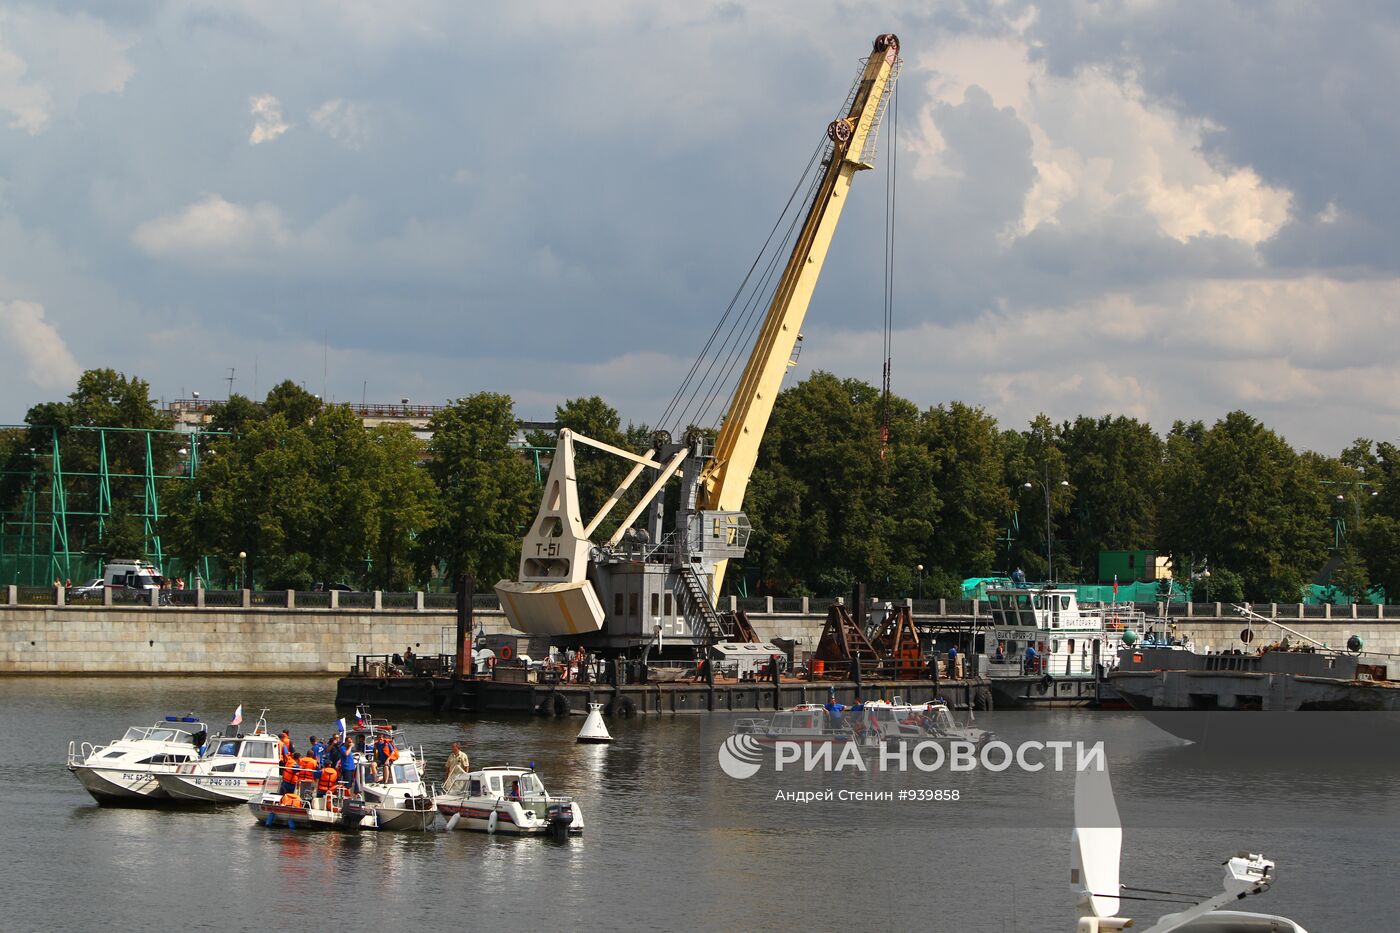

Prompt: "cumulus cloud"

[249,93,290,144]
[132,194,289,258]
[799,275,1400,450]
[0,299,82,389]
[915,34,1292,246]
[0,7,132,134]
[310,98,370,148]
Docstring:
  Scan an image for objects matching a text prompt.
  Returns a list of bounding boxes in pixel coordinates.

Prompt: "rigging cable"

[879,76,899,460]
[655,136,827,435]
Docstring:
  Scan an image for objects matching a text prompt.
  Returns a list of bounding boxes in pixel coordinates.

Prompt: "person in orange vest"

[279,729,293,756]
[280,751,299,794]
[373,733,399,783]
[316,763,338,797]
[297,751,319,788]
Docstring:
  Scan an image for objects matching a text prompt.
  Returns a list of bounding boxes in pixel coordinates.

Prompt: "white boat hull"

[372,803,437,832]
[435,800,584,836]
[155,772,271,803]
[70,765,173,803]
[248,797,370,831]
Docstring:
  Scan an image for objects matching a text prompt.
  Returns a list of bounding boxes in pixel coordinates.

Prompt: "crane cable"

[655,136,828,436]
[879,77,899,461]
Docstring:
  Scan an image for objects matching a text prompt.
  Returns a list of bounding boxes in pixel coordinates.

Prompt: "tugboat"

[67,715,207,804]
[978,582,1151,707]
[435,766,584,838]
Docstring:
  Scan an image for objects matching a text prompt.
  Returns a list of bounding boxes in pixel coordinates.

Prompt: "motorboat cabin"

[155,726,282,803]
[67,716,208,803]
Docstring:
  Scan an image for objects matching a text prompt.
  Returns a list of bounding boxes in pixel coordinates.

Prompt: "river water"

[5,676,1394,931]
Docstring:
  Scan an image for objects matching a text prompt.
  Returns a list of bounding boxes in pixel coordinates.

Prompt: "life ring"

[551,693,571,718]
[499,644,515,661]
[1036,673,1054,695]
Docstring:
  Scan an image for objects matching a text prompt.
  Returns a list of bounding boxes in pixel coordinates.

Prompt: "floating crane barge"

[337,36,1000,715]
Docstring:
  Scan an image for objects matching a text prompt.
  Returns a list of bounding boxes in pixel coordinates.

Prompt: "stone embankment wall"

[1166,620,1400,655]
[2,598,1396,674]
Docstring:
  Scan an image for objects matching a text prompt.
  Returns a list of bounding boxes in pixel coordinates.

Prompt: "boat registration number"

[196,777,248,787]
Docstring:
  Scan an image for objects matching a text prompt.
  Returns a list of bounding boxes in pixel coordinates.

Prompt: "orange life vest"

[281,754,298,784]
[297,755,319,780]
[317,767,337,792]
[279,791,303,807]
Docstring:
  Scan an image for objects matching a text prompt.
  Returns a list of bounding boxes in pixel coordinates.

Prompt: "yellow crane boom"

[698,33,901,586]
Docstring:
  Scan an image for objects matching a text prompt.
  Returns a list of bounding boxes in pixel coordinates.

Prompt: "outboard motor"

[545,802,574,839]
[340,796,367,828]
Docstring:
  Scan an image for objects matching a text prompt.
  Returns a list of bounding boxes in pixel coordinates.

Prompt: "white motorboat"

[67,715,208,804]
[1072,763,1309,932]
[732,704,860,744]
[860,697,996,748]
[154,710,282,803]
[344,715,436,831]
[249,782,372,831]
[435,766,584,838]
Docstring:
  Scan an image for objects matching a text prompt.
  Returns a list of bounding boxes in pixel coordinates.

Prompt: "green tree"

[1060,415,1164,578]
[367,424,437,590]
[745,372,934,597]
[552,396,634,540]
[1158,412,1328,601]
[1004,415,1075,582]
[263,380,322,427]
[920,402,1008,579]
[419,393,536,587]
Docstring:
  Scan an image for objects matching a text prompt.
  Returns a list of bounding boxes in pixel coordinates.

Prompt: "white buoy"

[576,702,613,744]
[444,812,461,832]
[487,810,498,834]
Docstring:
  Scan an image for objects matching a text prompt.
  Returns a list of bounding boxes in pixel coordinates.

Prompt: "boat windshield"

[389,762,419,783]
[207,738,241,758]
[123,725,192,743]
[517,773,543,796]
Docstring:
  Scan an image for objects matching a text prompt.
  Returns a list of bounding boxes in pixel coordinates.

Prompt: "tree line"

[2,368,1395,601]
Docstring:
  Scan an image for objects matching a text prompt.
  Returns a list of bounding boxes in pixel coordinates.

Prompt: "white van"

[104,560,164,601]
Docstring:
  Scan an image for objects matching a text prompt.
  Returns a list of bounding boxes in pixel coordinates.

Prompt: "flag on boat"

[230,705,243,727]
[1113,574,1118,599]
[335,717,347,737]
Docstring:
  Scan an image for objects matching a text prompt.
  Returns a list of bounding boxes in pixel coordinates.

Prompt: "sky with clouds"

[0,1,1395,453]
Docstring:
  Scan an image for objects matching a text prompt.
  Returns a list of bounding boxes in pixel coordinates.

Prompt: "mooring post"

[454,574,473,679]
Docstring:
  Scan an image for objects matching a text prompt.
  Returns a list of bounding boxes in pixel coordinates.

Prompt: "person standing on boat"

[279,729,293,756]
[280,750,299,794]
[309,735,325,765]
[1024,644,1039,674]
[445,742,470,783]
[341,743,359,792]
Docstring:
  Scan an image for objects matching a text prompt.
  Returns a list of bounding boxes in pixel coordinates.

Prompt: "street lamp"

[238,550,247,591]
[1024,475,1071,582]
[916,564,924,600]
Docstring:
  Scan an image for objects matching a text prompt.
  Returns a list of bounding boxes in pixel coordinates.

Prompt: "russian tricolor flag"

[335,717,347,737]
[230,704,243,727]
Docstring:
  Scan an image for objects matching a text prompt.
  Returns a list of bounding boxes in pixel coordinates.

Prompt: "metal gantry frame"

[0,424,227,586]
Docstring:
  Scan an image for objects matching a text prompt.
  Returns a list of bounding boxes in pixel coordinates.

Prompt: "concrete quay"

[3,588,1397,674]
